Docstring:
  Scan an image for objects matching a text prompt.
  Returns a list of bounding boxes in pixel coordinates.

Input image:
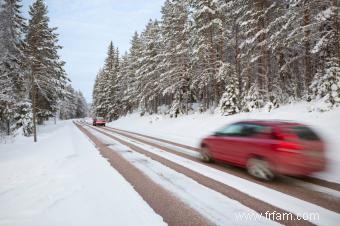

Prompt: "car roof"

[235,120,304,127]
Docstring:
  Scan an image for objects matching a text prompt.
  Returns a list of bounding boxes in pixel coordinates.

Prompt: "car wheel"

[246,157,274,181]
[200,146,213,162]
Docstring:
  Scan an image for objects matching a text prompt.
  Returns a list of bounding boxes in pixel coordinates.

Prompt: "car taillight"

[276,141,303,153]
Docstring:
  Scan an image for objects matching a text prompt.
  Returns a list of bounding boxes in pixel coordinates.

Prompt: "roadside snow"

[91,126,340,226]
[0,120,165,226]
[85,126,279,226]
[108,103,340,183]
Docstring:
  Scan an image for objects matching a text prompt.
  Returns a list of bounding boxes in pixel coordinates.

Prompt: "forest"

[0,0,87,137]
[92,0,340,120]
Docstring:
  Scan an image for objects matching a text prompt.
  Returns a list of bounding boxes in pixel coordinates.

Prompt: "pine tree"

[310,58,340,110]
[160,0,191,117]
[118,53,130,115]
[136,20,163,114]
[217,63,239,115]
[59,86,88,119]
[25,0,68,141]
[125,32,143,111]
[91,0,340,119]
[190,0,225,110]
[25,0,68,125]
[92,69,111,118]
[0,0,30,136]
[92,42,120,120]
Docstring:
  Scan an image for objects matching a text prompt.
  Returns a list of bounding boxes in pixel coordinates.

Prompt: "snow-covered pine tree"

[124,32,143,111]
[59,86,87,119]
[308,0,340,109]
[160,0,191,117]
[217,63,239,116]
[189,0,224,110]
[91,42,120,120]
[0,0,31,136]
[91,0,339,119]
[25,0,68,126]
[103,42,120,120]
[310,57,340,110]
[136,20,163,114]
[215,0,245,101]
[117,53,130,116]
[92,71,103,117]
[75,90,88,118]
[242,82,264,112]
[59,85,77,120]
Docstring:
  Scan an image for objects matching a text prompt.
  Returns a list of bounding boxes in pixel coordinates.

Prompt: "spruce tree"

[26,0,68,124]
[160,0,191,117]
[0,0,30,136]
[217,63,239,115]
[25,0,68,141]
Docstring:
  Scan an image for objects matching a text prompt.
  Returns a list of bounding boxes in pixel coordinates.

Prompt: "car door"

[209,123,245,163]
[217,123,253,165]
[215,123,271,166]
[231,124,274,166]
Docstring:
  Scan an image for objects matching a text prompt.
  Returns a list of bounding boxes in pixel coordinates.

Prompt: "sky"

[21,0,164,102]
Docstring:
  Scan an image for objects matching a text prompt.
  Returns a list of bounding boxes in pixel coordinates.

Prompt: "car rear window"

[97,117,104,120]
[287,126,320,141]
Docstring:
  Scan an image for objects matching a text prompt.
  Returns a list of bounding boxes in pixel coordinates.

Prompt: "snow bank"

[108,102,340,183]
[0,120,165,226]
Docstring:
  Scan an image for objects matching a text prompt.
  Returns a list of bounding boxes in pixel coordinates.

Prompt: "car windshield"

[97,117,104,120]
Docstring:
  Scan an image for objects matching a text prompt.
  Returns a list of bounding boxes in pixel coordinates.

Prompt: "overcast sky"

[21,0,164,102]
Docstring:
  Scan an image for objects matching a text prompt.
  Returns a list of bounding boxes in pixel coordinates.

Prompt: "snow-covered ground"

[86,127,279,226]
[0,120,165,226]
[86,126,340,226]
[108,102,340,183]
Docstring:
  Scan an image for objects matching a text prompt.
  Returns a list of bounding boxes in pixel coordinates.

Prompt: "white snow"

[0,120,165,226]
[88,125,340,226]
[85,126,278,226]
[108,102,340,183]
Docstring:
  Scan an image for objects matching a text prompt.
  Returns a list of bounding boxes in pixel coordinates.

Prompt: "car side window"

[241,124,271,137]
[215,124,244,136]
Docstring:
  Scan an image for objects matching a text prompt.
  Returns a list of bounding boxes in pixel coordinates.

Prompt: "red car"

[92,117,106,126]
[200,120,326,180]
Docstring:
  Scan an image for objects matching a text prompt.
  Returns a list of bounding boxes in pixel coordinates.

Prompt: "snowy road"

[77,121,340,226]
[0,121,166,226]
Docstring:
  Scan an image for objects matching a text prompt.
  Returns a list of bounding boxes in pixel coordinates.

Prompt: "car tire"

[246,157,274,181]
[200,146,213,162]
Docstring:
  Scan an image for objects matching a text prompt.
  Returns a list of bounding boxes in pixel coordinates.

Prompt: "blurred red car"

[200,120,326,180]
[92,117,106,126]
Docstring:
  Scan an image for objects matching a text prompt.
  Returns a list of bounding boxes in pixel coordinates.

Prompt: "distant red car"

[92,117,106,126]
[200,120,326,180]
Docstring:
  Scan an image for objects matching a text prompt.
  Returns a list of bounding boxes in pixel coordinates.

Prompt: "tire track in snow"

[107,126,340,191]
[75,122,213,226]
[96,124,340,213]
[82,123,314,226]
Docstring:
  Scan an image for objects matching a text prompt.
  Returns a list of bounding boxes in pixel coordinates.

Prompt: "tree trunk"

[6,120,10,136]
[332,0,339,63]
[255,0,269,101]
[235,22,242,97]
[303,0,312,92]
[32,82,37,142]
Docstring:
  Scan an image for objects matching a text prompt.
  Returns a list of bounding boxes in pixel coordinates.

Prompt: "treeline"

[0,0,87,137]
[95,0,339,120]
